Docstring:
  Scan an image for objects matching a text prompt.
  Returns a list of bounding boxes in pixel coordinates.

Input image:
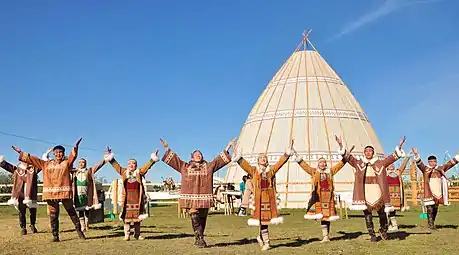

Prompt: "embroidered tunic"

[106,153,158,223]
[0,158,41,208]
[296,157,345,221]
[18,147,78,201]
[72,159,105,211]
[162,148,231,209]
[343,147,405,212]
[414,154,459,206]
[387,156,410,211]
[234,152,291,226]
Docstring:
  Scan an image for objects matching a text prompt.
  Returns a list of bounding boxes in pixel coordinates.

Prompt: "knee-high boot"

[190,212,206,248]
[432,205,439,222]
[426,205,436,230]
[378,209,389,240]
[321,221,331,243]
[364,211,377,242]
[63,203,85,239]
[50,214,60,242]
[18,204,27,235]
[123,223,131,241]
[198,209,209,246]
[133,222,144,240]
[79,214,86,232]
[29,208,38,233]
[260,225,270,251]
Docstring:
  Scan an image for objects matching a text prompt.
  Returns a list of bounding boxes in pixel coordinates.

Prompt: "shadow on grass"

[138,225,157,229]
[271,237,320,248]
[347,214,365,218]
[332,231,364,241]
[61,229,77,233]
[208,238,258,247]
[347,214,405,218]
[89,225,122,231]
[437,225,458,229]
[398,224,417,229]
[387,231,431,240]
[145,233,194,240]
[61,226,124,233]
[86,232,125,240]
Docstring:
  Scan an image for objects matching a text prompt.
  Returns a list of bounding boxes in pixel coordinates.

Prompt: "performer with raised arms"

[340,137,406,242]
[386,154,411,231]
[293,136,352,243]
[412,148,459,230]
[104,146,159,240]
[0,155,42,235]
[12,138,86,242]
[160,137,234,248]
[232,139,294,251]
[72,157,106,231]
[43,149,108,232]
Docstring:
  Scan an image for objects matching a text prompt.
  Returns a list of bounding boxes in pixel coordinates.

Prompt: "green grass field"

[0,204,457,255]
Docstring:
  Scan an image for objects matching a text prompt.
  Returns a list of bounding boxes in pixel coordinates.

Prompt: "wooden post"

[338,195,343,219]
[112,179,118,215]
[409,160,417,206]
[344,201,348,219]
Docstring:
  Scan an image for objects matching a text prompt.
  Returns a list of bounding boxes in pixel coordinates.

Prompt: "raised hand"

[12,146,21,153]
[154,148,159,156]
[75,137,83,147]
[412,148,418,155]
[335,135,343,148]
[106,146,112,154]
[290,139,295,149]
[399,136,406,149]
[225,137,236,152]
[349,145,355,153]
[160,138,168,149]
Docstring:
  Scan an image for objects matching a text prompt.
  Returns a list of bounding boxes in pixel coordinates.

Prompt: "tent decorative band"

[228,152,385,165]
[245,109,368,125]
[268,76,344,88]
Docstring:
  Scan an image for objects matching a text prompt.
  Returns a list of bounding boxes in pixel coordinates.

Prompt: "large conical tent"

[224,30,385,208]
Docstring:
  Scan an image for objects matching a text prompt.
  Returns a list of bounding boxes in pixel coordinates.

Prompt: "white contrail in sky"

[328,0,446,42]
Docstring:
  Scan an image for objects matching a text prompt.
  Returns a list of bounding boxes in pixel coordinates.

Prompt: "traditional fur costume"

[414,153,459,230]
[72,158,106,231]
[294,149,346,243]
[0,156,40,234]
[162,147,231,247]
[232,149,293,250]
[386,156,410,231]
[105,152,158,240]
[18,144,86,242]
[342,146,405,241]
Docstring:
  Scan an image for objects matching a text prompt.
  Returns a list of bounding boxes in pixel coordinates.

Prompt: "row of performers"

[1,136,457,251]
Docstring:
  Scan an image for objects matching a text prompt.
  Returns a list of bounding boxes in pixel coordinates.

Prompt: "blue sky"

[1,0,458,182]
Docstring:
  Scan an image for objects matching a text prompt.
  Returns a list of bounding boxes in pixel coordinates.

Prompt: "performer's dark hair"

[53,145,65,152]
[191,150,202,157]
[428,155,437,161]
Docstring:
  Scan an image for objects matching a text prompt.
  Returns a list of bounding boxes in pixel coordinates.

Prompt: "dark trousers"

[46,199,81,237]
[426,204,439,228]
[364,208,388,235]
[78,210,89,220]
[17,199,37,229]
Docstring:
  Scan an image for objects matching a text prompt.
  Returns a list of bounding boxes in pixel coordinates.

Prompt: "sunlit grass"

[0,203,457,254]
